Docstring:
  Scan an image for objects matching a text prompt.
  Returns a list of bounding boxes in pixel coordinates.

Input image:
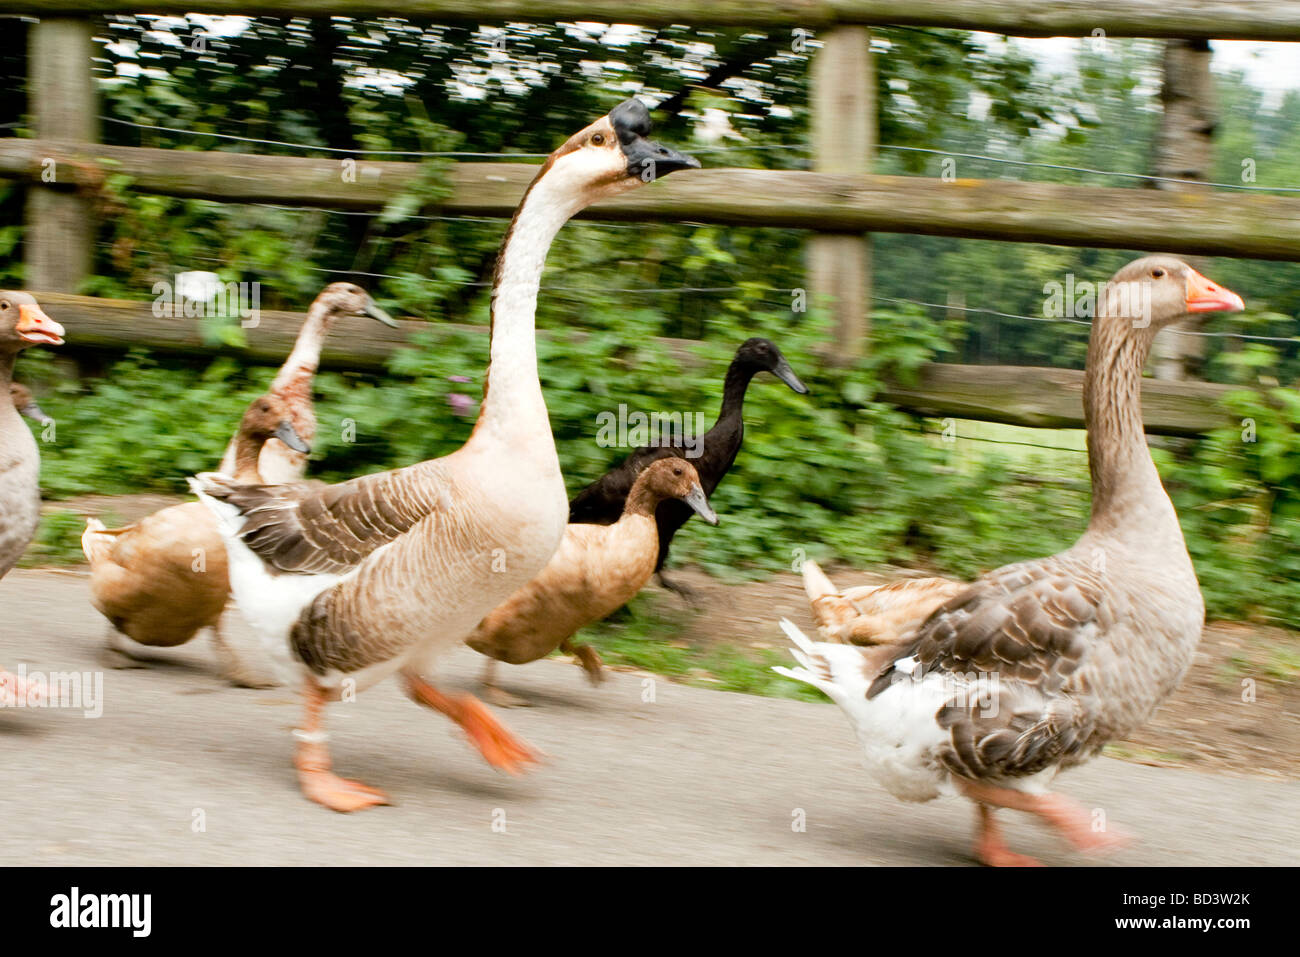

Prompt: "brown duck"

[82,393,308,685]
[468,457,717,706]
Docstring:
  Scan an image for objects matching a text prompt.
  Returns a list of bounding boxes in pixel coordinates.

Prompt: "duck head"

[315,282,398,328]
[536,98,700,209]
[0,292,64,352]
[642,458,718,525]
[1102,256,1244,330]
[239,393,310,455]
[735,337,808,394]
[10,383,52,426]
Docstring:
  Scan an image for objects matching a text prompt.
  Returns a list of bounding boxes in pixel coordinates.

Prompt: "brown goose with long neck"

[82,394,308,685]
[775,257,1244,867]
[217,282,396,483]
[469,457,718,706]
[0,292,63,699]
[194,99,700,812]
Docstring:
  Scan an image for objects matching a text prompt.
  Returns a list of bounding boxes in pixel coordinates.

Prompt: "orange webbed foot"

[298,767,390,813]
[405,675,541,774]
[454,694,541,774]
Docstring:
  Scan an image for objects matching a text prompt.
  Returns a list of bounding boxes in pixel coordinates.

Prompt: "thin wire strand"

[99,116,551,158]
[877,144,1300,193]
[97,244,1300,343]
[918,428,1088,453]
[876,294,1298,343]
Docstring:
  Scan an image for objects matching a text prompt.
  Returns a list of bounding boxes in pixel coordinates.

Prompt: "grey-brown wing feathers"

[869,555,1107,779]
[200,461,446,576]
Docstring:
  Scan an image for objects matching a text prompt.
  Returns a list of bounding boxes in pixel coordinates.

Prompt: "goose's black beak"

[622,139,700,180]
[275,420,311,454]
[611,98,700,181]
[771,356,809,395]
[362,297,399,328]
[681,483,718,526]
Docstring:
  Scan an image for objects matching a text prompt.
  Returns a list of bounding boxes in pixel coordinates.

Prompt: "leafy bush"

[15,269,1298,632]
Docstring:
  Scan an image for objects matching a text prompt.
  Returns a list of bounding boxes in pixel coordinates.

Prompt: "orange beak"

[1185,268,1244,314]
[15,303,64,346]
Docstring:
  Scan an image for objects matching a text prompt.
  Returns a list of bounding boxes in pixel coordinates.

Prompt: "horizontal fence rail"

[36,292,1242,437]
[7,140,1300,259]
[4,1,1300,40]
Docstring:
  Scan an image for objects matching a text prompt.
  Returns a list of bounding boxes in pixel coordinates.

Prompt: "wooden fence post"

[1150,37,1217,381]
[809,26,874,361]
[25,17,97,293]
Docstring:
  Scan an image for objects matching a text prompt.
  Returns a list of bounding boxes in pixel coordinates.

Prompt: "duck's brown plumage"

[802,560,966,646]
[467,458,717,679]
[80,282,388,663]
[83,393,307,667]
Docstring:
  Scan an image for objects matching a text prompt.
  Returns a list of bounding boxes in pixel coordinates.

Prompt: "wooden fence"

[5,1,1299,436]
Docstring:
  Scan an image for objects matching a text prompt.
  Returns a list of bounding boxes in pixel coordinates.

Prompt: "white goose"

[193,100,699,811]
[776,258,1244,865]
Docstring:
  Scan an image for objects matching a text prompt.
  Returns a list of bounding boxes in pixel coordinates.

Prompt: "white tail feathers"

[801,559,838,602]
[81,517,113,565]
[773,618,848,705]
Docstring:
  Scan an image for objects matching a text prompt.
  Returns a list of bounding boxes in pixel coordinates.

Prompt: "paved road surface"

[2,569,1296,866]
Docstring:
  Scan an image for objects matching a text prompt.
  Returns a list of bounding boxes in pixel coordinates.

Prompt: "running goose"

[83,394,308,685]
[0,293,64,700]
[193,100,699,811]
[469,457,717,706]
[568,337,807,597]
[775,258,1244,866]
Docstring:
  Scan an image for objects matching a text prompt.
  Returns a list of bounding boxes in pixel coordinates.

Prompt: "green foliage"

[1153,344,1300,626]
[20,509,92,567]
[20,293,1297,630]
[579,595,824,701]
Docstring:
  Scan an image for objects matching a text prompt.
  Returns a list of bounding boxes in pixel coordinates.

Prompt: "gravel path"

[3,568,1296,866]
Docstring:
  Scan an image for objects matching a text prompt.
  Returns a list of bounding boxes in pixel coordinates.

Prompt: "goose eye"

[591,133,605,146]
[1151,268,1165,278]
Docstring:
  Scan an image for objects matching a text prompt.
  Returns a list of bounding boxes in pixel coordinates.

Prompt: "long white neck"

[473,171,583,442]
[272,299,331,394]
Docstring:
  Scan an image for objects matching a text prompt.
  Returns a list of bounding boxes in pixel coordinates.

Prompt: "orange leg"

[959,779,1131,863]
[561,639,604,686]
[403,673,539,774]
[973,804,1043,867]
[294,678,389,813]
